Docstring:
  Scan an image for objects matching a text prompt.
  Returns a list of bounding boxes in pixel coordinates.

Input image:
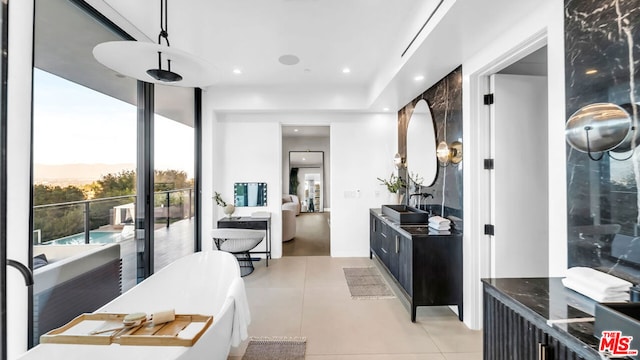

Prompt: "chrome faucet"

[409,192,434,210]
[409,193,422,208]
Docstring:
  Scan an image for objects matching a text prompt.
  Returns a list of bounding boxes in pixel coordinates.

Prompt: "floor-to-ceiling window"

[153,85,195,271]
[31,0,139,344]
[30,0,198,347]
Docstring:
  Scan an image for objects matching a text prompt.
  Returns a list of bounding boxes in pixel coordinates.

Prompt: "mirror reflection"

[289,151,324,212]
[234,182,268,207]
[406,99,438,187]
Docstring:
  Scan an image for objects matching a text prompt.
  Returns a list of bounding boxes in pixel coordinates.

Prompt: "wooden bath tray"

[40,313,213,346]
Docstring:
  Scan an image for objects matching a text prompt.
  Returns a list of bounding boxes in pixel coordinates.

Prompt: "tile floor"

[228,256,482,360]
[283,212,331,256]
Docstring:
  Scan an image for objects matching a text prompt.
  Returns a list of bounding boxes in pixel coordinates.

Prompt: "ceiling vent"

[401,0,444,58]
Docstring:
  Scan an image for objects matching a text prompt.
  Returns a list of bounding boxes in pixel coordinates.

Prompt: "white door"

[489,74,549,278]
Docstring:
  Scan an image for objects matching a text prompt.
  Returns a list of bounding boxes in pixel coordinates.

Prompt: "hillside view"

[35,163,136,186]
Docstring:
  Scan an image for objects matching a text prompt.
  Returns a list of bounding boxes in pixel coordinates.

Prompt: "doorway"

[488,46,549,278]
[281,126,331,256]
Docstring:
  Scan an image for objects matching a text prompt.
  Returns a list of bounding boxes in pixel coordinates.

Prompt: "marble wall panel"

[565,0,640,281]
[398,66,463,219]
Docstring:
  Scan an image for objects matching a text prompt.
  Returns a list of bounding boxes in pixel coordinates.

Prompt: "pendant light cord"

[158,0,170,46]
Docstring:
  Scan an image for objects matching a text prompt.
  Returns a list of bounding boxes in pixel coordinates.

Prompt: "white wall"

[200,90,216,251]
[330,115,397,257]
[211,116,283,257]
[205,112,396,258]
[7,1,35,358]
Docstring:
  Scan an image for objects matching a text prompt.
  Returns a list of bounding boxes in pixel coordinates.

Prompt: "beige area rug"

[241,337,307,360]
[343,267,396,299]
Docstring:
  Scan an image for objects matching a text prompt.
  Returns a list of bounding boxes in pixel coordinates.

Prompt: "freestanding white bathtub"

[18,251,250,360]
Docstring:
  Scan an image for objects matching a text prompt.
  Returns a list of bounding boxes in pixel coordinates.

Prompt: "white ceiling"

[289,151,323,167]
[60,0,544,113]
[282,126,329,137]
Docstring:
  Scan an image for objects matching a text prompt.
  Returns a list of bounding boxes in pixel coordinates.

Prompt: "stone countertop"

[370,208,461,238]
[482,277,607,358]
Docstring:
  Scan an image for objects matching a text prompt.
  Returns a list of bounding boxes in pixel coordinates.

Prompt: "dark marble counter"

[483,277,606,358]
[370,208,461,239]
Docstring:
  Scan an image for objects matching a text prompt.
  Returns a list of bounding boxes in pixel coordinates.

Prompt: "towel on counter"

[562,277,629,302]
[561,267,632,303]
[428,216,451,226]
[428,223,451,231]
[428,228,451,235]
[565,267,632,293]
[229,277,251,347]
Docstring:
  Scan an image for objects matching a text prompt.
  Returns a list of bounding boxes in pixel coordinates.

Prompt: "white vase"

[388,192,404,205]
[223,204,235,217]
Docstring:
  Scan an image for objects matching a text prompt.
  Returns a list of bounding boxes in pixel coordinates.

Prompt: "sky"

[33,69,195,179]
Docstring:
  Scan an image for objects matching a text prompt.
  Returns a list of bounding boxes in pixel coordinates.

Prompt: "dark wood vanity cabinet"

[369,211,463,322]
[483,279,601,360]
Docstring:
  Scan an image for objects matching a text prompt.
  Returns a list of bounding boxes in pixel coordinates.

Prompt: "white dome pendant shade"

[93,41,216,87]
[93,0,215,88]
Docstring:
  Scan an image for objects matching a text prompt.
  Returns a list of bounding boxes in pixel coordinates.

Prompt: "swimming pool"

[47,231,122,245]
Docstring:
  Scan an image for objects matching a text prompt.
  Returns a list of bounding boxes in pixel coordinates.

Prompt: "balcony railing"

[33,188,194,245]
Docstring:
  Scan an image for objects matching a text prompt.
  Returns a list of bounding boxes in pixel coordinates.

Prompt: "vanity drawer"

[218,220,267,230]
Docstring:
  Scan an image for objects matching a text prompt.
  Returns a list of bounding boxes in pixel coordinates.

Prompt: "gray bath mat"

[242,336,306,360]
[343,267,396,299]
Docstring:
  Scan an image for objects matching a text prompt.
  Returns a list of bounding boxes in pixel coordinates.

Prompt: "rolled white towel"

[429,216,451,226]
[565,267,632,293]
[562,277,629,302]
[428,228,451,235]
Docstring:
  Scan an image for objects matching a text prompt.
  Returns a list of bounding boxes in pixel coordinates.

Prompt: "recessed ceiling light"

[383,107,390,111]
[585,69,598,75]
[302,158,306,161]
[342,67,351,74]
[279,54,300,66]
[414,75,425,81]
[294,128,299,132]
[233,68,242,75]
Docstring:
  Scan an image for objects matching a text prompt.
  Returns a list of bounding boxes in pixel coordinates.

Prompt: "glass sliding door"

[31,0,138,345]
[153,85,195,271]
[25,0,201,353]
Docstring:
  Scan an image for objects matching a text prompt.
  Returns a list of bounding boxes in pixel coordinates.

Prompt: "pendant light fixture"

[146,0,182,82]
[93,0,215,87]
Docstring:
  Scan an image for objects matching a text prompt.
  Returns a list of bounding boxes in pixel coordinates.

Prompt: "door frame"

[465,30,547,329]
[1,1,9,359]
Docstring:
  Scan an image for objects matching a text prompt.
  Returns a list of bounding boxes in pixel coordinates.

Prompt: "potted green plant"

[377,173,406,204]
[214,191,235,217]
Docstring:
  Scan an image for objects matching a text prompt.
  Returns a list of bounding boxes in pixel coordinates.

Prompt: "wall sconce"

[394,153,406,169]
[565,102,637,161]
[436,141,463,166]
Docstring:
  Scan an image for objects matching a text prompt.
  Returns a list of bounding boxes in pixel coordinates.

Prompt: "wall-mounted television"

[234,182,268,207]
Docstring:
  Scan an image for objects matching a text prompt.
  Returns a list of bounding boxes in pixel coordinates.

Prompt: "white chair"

[211,228,265,276]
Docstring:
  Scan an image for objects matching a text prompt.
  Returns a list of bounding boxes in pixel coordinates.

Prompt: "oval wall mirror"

[406,99,438,187]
